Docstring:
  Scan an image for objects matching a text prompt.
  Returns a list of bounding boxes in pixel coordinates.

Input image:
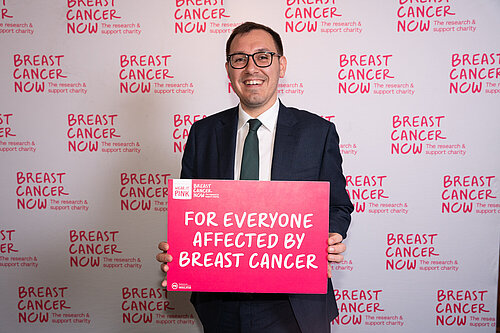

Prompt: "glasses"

[227,51,281,69]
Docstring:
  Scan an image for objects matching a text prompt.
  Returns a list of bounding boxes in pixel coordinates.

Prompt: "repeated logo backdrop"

[1,1,499,332]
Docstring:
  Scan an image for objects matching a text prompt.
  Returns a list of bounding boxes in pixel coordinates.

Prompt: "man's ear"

[279,56,287,78]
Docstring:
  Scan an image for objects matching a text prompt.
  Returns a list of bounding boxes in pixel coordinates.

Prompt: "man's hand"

[327,233,346,278]
[156,242,173,287]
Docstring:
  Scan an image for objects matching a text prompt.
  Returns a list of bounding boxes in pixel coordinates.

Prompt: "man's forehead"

[229,29,277,53]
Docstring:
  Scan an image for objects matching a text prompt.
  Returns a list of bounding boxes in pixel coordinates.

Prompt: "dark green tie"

[240,119,262,180]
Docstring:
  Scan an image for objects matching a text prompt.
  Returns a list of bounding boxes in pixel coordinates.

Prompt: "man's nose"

[244,56,259,73]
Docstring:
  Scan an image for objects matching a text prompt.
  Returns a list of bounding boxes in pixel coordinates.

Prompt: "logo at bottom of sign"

[170,282,192,290]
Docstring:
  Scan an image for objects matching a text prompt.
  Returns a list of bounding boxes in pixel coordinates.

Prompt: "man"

[157,22,353,332]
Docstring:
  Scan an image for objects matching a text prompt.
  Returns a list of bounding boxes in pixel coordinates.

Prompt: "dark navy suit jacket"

[181,102,353,332]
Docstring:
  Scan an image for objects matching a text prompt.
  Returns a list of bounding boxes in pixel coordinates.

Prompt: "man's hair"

[225,22,284,57]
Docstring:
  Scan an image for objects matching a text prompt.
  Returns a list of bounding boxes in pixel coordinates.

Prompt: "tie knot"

[248,119,262,132]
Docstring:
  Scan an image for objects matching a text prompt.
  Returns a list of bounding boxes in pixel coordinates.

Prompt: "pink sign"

[166,179,330,294]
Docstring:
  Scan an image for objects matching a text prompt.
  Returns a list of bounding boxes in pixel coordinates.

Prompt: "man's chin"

[240,98,276,113]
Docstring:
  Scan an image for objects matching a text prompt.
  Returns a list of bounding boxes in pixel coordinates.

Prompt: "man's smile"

[244,79,264,86]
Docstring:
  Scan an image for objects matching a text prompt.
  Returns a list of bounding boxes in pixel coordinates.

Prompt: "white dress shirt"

[234,99,280,181]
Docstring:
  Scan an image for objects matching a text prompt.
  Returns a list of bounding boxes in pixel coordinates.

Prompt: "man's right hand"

[156,242,173,287]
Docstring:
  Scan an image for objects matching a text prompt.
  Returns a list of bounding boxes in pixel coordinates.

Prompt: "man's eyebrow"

[230,47,273,54]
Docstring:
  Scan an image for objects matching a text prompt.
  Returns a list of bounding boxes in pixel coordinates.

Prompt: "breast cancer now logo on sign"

[172,179,192,199]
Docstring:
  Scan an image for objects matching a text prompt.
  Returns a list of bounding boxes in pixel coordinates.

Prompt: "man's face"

[226,29,287,116]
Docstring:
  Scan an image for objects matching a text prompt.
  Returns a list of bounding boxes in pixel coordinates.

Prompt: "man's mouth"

[244,79,264,86]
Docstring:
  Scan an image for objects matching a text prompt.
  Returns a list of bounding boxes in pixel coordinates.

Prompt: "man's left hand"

[327,232,346,278]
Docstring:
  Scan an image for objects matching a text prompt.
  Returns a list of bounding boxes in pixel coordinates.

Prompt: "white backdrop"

[1,0,499,332]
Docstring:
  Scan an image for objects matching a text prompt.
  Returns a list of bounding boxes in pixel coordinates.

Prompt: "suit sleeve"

[319,123,353,239]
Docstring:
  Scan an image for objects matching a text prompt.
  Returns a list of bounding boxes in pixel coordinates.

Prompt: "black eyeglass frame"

[226,51,281,69]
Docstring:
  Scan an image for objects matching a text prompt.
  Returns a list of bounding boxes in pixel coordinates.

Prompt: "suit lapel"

[215,107,238,179]
[271,103,299,180]
[215,103,299,180]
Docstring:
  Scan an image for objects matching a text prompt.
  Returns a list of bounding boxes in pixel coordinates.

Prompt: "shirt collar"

[237,99,280,132]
